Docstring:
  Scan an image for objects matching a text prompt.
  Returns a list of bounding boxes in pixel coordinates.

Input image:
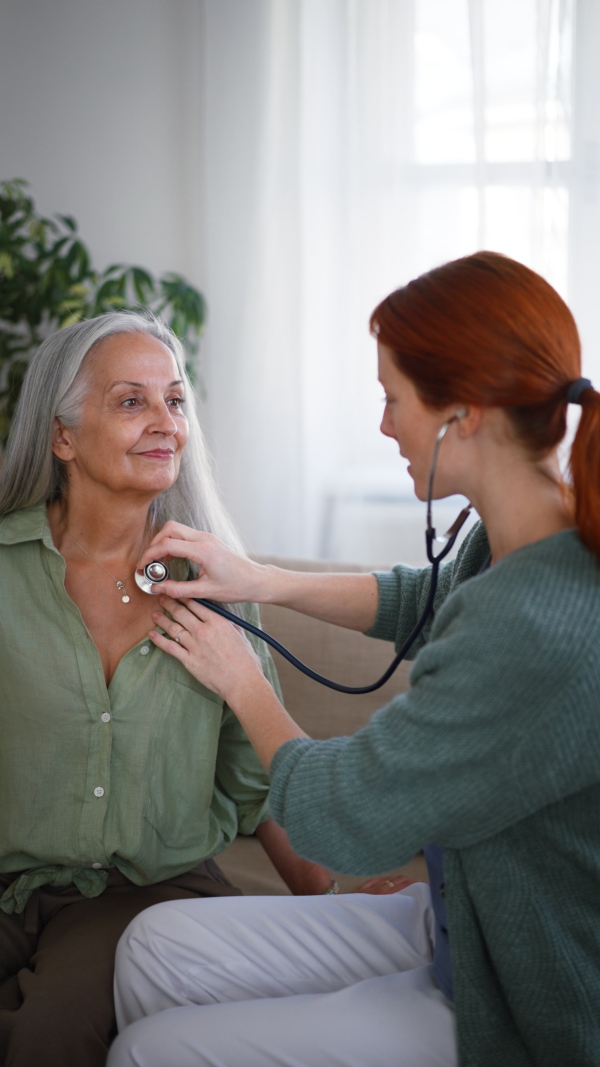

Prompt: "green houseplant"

[0,178,207,442]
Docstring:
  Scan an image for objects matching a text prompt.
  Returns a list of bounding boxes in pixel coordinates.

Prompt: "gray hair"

[0,312,245,566]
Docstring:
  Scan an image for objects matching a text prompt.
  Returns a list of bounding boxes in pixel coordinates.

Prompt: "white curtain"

[201,0,600,560]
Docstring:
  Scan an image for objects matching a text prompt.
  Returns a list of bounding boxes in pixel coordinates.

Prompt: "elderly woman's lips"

[136,449,175,459]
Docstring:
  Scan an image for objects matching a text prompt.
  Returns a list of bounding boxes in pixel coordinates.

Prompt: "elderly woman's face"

[53,331,189,498]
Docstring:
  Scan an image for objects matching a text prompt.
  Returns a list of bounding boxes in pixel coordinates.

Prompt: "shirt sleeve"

[214,602,283,835]
[269,560,594,875]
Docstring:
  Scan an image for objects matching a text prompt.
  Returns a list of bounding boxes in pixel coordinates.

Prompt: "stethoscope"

[136,415,473,694]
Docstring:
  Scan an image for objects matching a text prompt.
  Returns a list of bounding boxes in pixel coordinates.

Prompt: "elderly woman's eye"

[122,397,139,408]
[168,396,185,408]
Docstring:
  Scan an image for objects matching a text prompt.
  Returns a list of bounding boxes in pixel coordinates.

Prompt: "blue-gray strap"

[566,378,593,404]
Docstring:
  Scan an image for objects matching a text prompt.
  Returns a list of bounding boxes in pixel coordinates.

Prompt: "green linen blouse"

[0,502,274,915]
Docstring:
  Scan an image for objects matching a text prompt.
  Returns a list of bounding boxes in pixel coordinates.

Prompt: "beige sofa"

[217,556,427,894]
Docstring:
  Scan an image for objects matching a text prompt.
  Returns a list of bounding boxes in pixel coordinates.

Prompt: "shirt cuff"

[236,794,272,836]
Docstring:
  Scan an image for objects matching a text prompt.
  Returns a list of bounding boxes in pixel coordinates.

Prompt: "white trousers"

[108,883,457,1067]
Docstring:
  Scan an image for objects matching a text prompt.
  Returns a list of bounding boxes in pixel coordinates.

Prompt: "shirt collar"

[0,501,58,552]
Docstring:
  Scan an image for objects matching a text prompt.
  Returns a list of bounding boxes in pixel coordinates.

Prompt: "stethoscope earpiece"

[426,416,472,555]
[135,560,170,594]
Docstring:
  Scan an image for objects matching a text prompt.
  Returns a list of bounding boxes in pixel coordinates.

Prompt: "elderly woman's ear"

[51,417,76,462]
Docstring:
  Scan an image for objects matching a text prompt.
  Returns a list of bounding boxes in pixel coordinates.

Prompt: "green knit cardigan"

[270,524,600,1066]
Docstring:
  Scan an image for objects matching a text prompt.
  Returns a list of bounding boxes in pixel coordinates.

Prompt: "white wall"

[0,0,205,282]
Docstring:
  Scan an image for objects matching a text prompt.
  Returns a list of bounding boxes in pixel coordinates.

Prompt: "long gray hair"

[0,312,245,565]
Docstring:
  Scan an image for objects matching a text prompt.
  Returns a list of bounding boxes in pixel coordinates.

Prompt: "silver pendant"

[115,579,130,604]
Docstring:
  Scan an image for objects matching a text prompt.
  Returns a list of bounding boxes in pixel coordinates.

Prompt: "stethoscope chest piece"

[135,560,170,594]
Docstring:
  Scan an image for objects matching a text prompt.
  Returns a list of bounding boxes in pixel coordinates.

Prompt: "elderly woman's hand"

[138,521,268,604]
[149,594,264,702]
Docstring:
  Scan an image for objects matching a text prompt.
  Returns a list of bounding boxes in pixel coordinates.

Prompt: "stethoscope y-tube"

[137,419,472,693]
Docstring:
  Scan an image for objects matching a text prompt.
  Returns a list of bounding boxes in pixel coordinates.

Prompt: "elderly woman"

[0,312,333,1067]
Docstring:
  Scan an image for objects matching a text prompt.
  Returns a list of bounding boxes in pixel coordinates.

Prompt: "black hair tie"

[566,378,594,404]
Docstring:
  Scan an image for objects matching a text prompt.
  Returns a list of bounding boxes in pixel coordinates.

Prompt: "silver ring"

[174,627,185,644]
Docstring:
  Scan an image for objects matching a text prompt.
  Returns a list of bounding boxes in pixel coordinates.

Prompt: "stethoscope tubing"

[194,563,441,695]
[155,417,472,694]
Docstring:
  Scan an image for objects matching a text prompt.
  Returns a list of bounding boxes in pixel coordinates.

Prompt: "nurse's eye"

[122,397,141,408]
[167,396,184,408]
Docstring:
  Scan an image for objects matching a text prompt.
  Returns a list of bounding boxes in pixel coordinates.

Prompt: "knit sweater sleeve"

[366,521,490,656]
[269,535,600,875]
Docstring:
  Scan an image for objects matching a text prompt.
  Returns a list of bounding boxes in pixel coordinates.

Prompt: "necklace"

[66,532,138,604]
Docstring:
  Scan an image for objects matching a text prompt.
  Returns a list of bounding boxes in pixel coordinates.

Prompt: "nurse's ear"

[453,406,484,438]
[51,418,77,462]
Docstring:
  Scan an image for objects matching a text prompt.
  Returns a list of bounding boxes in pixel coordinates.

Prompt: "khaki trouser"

[0,862,241,1067]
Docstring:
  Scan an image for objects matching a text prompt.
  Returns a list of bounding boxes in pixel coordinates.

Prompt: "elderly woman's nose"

[149,401,178,433]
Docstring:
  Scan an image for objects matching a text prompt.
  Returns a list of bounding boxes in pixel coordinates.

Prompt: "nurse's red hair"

[370,251,600,562]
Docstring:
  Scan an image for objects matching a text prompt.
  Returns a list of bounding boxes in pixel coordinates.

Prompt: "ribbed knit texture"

[270,524,600,1066]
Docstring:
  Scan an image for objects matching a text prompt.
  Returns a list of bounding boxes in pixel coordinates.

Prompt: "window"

[323,0,576,563]
[204,0,599,561]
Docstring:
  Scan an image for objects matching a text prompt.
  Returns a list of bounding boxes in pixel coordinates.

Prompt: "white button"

[101,712,111,723]
[93,786,105,797]
[140,645,150,656]
[92,862,103,869]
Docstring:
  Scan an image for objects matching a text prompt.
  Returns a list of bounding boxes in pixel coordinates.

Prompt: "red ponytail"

[569,391,600,561]
[371,252,600,563]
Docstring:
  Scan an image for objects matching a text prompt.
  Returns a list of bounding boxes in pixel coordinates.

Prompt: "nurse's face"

[378,343,458,501]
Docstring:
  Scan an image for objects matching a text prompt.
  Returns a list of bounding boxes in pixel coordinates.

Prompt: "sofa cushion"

[217,556,424,894]
[255,555,412,739]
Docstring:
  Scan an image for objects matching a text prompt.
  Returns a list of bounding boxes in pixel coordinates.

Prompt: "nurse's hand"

[140,521,379,634]
[138,521,268,604]
[149,594,264,702]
